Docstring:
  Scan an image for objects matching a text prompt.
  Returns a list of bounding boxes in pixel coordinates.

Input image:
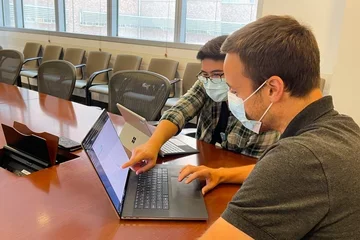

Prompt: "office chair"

[72,51,111,105]
[88,54,142,97]
[108,70,171,121]
[63,48,86,79]
[0,49,24,85]
[148,58,179,97]
[20,45,64,89]
[165,62,201,108]
[37,60,76,100]
[22,42,42,70]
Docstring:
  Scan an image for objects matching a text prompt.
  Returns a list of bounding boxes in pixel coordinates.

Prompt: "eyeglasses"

[197,72,225,84]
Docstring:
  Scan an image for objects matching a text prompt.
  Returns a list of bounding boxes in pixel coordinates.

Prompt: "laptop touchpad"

[171,177,201,199]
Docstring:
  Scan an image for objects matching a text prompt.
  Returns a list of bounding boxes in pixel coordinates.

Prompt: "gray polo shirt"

[222,96,360,239]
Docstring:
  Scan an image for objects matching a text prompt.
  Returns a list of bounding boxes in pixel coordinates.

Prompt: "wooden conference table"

[0,83,256,240]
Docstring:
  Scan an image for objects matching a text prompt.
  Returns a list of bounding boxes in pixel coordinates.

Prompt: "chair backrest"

[85,51,111,84]
[63,48,85,65]
[0,46,3,50]
[42,45,63,63]
[148,58,179,97]
[108,70,171,121]
[23,42,42,69]
[0,49,24,85]
[63,48,86,79]
[148,58,178,80]
[320,78,326,92]
[37,60,76,100]
[113,54,142,73]
[182,62,201,94]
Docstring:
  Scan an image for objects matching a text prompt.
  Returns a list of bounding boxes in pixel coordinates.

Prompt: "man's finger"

[135,161,156,175]
[202,181,217,195]
[129,160,148,172]
[122,150,145,169]
[178,165,197,182]
[179,165,190,174]
[185,169,208,184]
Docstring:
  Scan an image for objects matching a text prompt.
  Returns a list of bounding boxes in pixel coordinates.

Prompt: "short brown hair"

[197,35,228,61]
[221,15,320,97]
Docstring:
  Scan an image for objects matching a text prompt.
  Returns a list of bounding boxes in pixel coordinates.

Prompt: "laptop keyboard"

[161,141,185,154]
[134,168,169,210]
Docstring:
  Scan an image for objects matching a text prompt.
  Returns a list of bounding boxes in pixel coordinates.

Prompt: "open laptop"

[81,110,208,220]
[116,103,199,157]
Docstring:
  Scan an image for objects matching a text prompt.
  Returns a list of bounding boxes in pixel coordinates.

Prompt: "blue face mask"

[228,81,273,134]
[199,76,229,102]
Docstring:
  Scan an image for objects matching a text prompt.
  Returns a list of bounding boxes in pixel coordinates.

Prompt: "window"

[4,0,15,27]
[185,0,258,44]
[80,11,107,27]
[65,0,107,35]
[0,0,259,45]
[23,0,56,31]
[118,0,176,42]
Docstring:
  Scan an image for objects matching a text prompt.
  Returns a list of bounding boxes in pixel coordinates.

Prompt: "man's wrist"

[217,167,227,184]
[147,137,165,150]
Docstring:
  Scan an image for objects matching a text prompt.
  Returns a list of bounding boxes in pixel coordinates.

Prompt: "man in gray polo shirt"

[199,15,360,239]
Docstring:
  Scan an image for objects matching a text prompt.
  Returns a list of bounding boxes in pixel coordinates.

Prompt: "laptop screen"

[82,110,129,214]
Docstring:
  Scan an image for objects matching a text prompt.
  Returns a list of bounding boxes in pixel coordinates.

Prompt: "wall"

[330,0,360,124]
[262,0,346,94]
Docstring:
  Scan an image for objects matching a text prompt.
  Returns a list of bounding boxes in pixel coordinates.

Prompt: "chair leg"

[27,77,31,90]
[16,76,22,87]
[86,90,92,106]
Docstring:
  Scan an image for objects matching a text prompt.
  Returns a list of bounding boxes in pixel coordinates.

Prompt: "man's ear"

[266,76,285,103]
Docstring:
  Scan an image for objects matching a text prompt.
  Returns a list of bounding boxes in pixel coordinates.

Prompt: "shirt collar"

[281,96,334,139]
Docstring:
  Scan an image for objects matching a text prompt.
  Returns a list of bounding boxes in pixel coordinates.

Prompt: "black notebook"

[58,137,82,152]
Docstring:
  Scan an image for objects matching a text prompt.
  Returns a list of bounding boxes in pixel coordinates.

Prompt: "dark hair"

[221,15,320,97]
[196,35,228,61]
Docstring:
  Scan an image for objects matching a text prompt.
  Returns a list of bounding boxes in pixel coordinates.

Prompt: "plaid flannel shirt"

[161,80,280,158]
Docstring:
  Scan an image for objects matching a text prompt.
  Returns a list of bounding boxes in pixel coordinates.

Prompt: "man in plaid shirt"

[161,80,279,158]
[123,36,279,194]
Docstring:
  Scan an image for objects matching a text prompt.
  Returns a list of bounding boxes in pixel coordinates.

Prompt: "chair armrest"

[170,78,183,98]
[74,64,86,69]
[74,64,86,79]
[169,78,181,85]
[23,57,42,64]
[86,68,113,89]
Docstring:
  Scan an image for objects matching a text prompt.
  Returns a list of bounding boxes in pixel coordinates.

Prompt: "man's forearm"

[218,164,255,184]
[148,120,179,149]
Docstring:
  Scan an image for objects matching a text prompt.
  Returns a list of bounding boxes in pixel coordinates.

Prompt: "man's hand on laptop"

[121,142,159,174]
[178,165,222,195]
